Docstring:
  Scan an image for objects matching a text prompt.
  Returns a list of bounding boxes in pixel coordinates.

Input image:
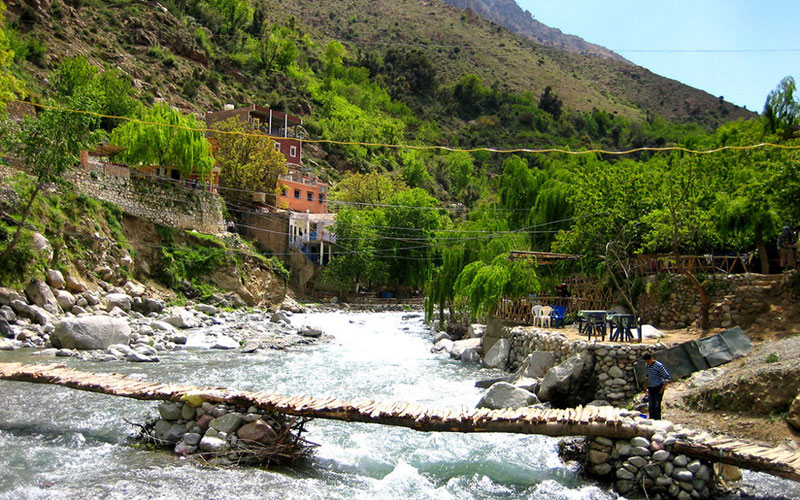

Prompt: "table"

[607,313,641,343]
[578,310,608,341]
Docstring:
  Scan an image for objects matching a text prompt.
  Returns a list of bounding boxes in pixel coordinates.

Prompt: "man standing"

[643,353,671,420]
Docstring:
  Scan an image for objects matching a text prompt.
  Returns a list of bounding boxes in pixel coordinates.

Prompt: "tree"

[323,207,388,293]
[764,76,800,135]
[213,117,287,206]
[0,0,25,111]
[329,172,407,206]
[538,86,563,120]
[0,93,100,261]
[453,254,540,320]
[111,102,215,178]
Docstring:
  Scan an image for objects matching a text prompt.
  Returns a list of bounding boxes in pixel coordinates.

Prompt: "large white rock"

[52,316,131,350]
[482,338,510,369]
[104,293,133,312]
[688,367,724,388]
[537,351,596,407]
[431,338,454,354]
[477,382,539,410]
[467,324,486,338]
[211,336,239,350]
[164,309,200,329]
[519,351,556,379]
[46,269,65,289]
[24,279,61,315]
[122,281,146,297]
[54,290,76,311]
[450,338,481,360]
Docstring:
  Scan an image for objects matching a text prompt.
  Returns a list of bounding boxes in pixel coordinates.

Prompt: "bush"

[0,224,36,286]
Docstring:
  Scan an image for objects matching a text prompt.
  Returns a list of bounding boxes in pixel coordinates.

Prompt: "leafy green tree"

[0,93,100,261]
[453,254,540,320]
[764,76,800,136]
[323,207,388,293]
[0,0,24,110]
[207,0,253,33]
[111,102,215,178]
[399,149,433,189]
[213,117,287,206]
[329,171,407,206]
[538,86,563,120]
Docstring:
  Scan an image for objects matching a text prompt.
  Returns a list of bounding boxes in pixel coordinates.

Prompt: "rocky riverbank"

[0,276,330,361]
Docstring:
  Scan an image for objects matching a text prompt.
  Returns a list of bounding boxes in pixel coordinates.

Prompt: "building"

[288,212,336,266]
[205,104,303,167]
[278,170,329,213]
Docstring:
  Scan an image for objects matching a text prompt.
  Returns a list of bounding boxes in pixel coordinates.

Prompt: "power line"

[15,100,800,157]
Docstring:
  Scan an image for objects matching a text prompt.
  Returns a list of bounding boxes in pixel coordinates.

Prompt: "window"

[307,191,313,201]
[294,189,300,199]
[274,142,281,150]
[290,145,297,157]
[319,193,325,203]
[281,187,287,196]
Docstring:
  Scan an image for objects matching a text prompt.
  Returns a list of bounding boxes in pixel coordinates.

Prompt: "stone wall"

[638,273,778,330]
[506,327,662,405]
[586,433,716,499]
[70,162,225,234]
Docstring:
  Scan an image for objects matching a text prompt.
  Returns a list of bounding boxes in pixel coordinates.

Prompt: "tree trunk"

[0,182,43,262]
[754,223,770,275]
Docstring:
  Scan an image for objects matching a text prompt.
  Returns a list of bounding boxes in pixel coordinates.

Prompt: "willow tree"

[453,254,540,321]
[111,103,215,178]
[213,117,287,206]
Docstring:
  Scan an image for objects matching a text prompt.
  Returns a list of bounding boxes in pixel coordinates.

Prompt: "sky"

[517,0,800,113]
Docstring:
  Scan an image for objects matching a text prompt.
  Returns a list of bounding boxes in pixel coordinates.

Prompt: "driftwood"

[1,362,799,482]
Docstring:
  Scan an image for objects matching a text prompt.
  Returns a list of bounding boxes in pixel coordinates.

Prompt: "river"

[0,311,797,499]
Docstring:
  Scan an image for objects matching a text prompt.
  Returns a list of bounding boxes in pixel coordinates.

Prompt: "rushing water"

[0,311,797,500]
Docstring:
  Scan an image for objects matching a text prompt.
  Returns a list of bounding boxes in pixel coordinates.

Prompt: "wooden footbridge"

[1,362,799,482]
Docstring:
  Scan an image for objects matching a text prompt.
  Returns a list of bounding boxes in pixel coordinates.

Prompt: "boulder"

[64,275,87,293]
[52,316,131,350]
[299,326,322,338]
[450,338,481,360]
[54,290,76,311]
[31,232,52,260]
[211,336,239,350]
[270,311,290,324]
[518,351,555,379]
[122,281,146,297]
[24,279,61,315]
[210,413,242,434]
[237,420,278,444]
[787,393,800,431]
[431,338,454,354]
[164,310,200,329]
[433,332,451,343]
[280,296,306,313]
[104,293,133,312]
[199,436,230,453]
[11,300,56,326]
[460,347,481,363]
[482,338,510,369]
[477,382,539,410]
[537,351,596,407]
[158,402,183,420]
[195,304,217,316]
[0,305,16,322]
[513,377,539,394]
[467,324,486,338]
[46,269,65,289]
[0,317,12,338]
[0,287,24,306]
[688,367,725,388]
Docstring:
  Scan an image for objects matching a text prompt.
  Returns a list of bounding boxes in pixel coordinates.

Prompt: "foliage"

[0,0,25,110]
[213,117,287,206]
[111,102,215,177]
[329,171,407,206]
[156,227,229,293]
[453,253,539,319]
[538,86,563,120]
[763,76,800,135]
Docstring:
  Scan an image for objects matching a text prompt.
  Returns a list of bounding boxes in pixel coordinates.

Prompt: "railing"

[258,125,302,140]
[493,295,614,325]
[290,238,320,265]
[302,230,337,244]
[630,254,753,277]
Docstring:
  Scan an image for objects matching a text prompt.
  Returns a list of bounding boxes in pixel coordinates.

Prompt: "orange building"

[278,170,328,213]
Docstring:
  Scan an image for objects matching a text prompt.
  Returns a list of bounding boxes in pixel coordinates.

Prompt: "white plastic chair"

[538,306,554,328]
[531,305,542,326]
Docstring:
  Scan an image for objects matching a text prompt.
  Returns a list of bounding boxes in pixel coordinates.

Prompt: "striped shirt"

[645,360,671,388]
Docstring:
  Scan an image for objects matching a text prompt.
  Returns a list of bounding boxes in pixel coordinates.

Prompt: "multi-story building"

[277,170,328,214]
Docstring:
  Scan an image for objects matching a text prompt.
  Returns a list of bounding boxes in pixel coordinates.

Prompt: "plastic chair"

[550,306,566,328]
[531,305,542,326]
[538,306,554,328]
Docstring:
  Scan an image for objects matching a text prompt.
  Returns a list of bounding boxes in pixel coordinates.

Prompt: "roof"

[508,250,582,265]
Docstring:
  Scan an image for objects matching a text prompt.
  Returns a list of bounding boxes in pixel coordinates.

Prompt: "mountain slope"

[441,0,628,63]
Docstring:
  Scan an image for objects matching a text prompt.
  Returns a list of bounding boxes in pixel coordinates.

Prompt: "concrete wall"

[70,162,225,234]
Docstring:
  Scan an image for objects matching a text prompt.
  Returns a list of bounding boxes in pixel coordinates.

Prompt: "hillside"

[3,0,753,131]
[441,0,628,63]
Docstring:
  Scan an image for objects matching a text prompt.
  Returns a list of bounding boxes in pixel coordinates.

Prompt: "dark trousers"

[648,385,664,420]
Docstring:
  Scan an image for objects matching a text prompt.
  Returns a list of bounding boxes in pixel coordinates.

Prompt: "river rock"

[199,436,230,453]
[467,324,486,338]
[299,326,322,338]
[122,281,146,297]
[104,293,133,312]
[280,296,305,313]
[0,287,24,306]
[519,351,555,379]
[537,351,595,407]
[24,279,61,315]
[126,351,158,362]
[270,311,290,324]
[211,336,239,350]
[195,304,217,316]
[0,338,16,350]
[11,300,56,326]
[653,449,670,462]
[482,338,510,369]
[52,316,131,350]
[46,269,65,289]
[237,420,278,444]
[174,441,196,455]
[54,290,76,311]
[159,402,183,420]
[164,310,200,329]
[184,432,202,446]
[673,468,693,482]
[433,332,451,343]
[210,413,242,434]
[450,338,481,360]
[0,305,16,322]
[631,436,650,448]
[673,455,689,467]
[64,274,87,293]
[477,382,539,410]
[460,347,481,363]
[616,468,635,480]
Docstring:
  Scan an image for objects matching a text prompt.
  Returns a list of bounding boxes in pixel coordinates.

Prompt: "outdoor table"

[607,313,641,343]
[578,310,607,341]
